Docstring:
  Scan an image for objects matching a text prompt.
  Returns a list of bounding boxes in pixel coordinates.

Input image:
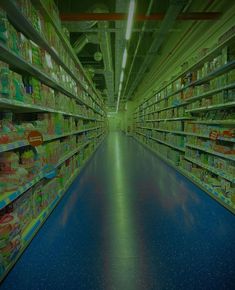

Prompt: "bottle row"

[0,61,102,119]
[139,121,235,141]
[136,79,235,117]
[0,142,97,277]
[185,69,235,99]
[0,112,100,147]
[17,0,85,85]
[136,127,235,158]
[0,131,102,194]
[184,122,234,139]
[185,147,235,180]
[135,134,235,209]
[0,8,102,111]
[0,8,78,95]
[187,88,235,110]
[137,40,235,112]
[181,158,234,203]
[137,129,186,150]
[139,106,188,121]
[186,135,235,156]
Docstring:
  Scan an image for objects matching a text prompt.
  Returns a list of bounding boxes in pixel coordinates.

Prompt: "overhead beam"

[61,26,182,33]
[60,12,221,22]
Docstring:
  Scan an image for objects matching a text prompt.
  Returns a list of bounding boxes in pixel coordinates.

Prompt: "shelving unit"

[0,0,106,281]
[31,0,102,107]
[0,136,105,282]
[137,126,235,142]
[133,27,235,214]
[133,136,235,213]
[0,0,103,111]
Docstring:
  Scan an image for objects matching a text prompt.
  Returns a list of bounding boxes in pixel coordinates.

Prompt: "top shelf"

[31,0,102,106]
[136,60,235,113]
[0,0,103,110]
[140,32,235,107]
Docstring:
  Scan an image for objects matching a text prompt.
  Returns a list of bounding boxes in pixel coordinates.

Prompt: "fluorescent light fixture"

[116,97,120,112]
[120,70,124,83]
[116,89,121,112]
[122,48,127,69]
[125,0,135,40]
[107,112,117,117]
[119,82,122,92]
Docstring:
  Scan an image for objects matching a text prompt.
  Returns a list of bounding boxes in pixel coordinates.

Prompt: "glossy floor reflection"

[1,132,235,290]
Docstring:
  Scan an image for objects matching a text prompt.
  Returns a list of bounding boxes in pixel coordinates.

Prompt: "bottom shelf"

[133,135,235,214]
[0,135,106,283]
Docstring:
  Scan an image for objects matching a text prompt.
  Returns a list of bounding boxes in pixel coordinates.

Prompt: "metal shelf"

[31,0,103,108]
[193,60,235,86]
[138,126,188,135]
[0,0,81,85]
[186,143,235,161]
[186,82,235,103]
[150,136,185,152]
[136,60,235,113]
[136,101,187,118]
[0,141,91,210]
[184,156,235,183]
[0,97,101,121]
[189,120,235,125]
[139,34,235,107]
[0,126,101,154]
[137,126,235,142]
[0,135,106,283]
[186,101,235,113]
[133,135,235,214]
[145,117,194,122]
[136,131,185,152]
[0,29,103,115]
[0,42,79,98]
[183,131,235,142]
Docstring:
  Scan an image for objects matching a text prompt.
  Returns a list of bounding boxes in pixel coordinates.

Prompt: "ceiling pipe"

[73,33,99,54]
[60,12,221,21]
[65,5,115,106]
[59,27,182,33]
[115,0,128,98]
[142,0,217,97]
[126,0,188,100]
[97,11,115,105]
[123,0,154,98]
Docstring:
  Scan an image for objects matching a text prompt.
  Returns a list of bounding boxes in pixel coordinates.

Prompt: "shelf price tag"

[28,131,43,147]
[43,164,57,179]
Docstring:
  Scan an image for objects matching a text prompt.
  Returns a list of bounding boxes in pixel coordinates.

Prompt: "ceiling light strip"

[116,0,135,112]
[125,0,135,40]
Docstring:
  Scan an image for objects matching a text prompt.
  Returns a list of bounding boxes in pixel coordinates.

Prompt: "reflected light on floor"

[105,134,140,290]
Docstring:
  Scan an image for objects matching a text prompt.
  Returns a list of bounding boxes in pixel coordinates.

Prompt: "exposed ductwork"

[97,13,114,105]
[63,5,115,106]
[123,0,154,98]
[126,0,188,99]
[73,33,99,54]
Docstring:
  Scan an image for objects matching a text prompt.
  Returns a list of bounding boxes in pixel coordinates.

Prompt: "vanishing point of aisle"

[1,133,235,290]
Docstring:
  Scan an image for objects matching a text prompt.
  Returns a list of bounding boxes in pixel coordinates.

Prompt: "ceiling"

[55,0,224,111]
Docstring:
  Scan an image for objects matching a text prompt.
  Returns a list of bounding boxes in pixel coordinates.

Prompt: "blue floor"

[1,132,235,290]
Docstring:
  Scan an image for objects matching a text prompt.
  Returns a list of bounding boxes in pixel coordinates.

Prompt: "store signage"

[28,131,43,147]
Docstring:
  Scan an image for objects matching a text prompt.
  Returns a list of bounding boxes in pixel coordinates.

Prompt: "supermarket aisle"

[1,132,235,290]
